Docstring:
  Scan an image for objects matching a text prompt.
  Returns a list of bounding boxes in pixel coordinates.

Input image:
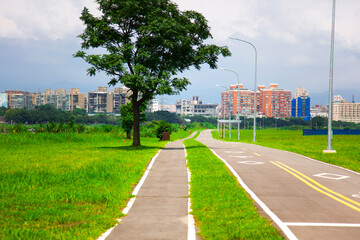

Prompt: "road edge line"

[96,147,163,240]
[210,148,298,240]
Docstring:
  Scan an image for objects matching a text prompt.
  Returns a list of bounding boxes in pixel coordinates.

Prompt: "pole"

[230,37,257,142]
[220,68,241,140]
[229,96,231,139]
[324,0,336,153]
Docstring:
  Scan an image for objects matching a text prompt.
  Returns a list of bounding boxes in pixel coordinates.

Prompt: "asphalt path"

[197,130,360,240]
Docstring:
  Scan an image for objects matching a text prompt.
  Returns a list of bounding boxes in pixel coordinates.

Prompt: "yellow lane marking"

[270,161,360,213]
[254,153,261,156]
[275,161,360,208]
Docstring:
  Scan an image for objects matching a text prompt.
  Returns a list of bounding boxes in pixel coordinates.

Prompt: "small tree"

[311,116,327,129]
[120,102,146,139]
[120,103,133,139]
[74,0,230,146]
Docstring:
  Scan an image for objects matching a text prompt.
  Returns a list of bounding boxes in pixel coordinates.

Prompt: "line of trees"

[2,105,119,125]
[3,104,360,130]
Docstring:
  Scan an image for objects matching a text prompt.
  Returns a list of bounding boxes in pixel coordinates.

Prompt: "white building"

[176,96,218,117]
[333,96,360,123]
[0,93,8,108]
[294,87,309,99]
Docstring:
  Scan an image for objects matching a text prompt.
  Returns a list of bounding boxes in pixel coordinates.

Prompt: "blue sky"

[1,0,360,105]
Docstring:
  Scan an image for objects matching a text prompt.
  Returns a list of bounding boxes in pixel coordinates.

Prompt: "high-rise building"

[260,84,292,118]
[291,96,311,121]
[291,87,311,121]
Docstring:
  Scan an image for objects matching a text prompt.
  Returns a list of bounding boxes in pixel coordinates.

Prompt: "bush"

[155,120,172,140]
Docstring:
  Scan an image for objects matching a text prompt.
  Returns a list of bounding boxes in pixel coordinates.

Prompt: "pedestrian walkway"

[103,136,196,239]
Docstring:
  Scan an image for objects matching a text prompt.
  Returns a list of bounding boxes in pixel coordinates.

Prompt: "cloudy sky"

[1,0,359,105]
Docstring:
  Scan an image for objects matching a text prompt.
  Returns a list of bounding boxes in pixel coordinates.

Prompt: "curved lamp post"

[230,37,257,142]
[324,0,337,153]
[220,68,240,140]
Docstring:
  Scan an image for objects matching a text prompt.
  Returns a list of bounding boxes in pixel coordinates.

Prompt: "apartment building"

[260,84,292,118]
[87,86,128,114]
[220,83,291,118]
[221,84,256,118]
[333,96,360,123]
[176,96,218,117]
[5,90,35,109]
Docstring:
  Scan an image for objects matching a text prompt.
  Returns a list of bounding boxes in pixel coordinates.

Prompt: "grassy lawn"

[212,129,360,173]
[184,133,283,239]
[0,130,190,239]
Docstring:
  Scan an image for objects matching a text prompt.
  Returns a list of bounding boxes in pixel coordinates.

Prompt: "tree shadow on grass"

[98,145,208,152]
[97,145,163,151]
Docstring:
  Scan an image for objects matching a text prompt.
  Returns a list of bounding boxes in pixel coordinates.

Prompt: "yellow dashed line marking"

[271,161,360,213]
[254,153,261,156]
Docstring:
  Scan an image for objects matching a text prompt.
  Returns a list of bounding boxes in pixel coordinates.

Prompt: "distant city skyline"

[1,0,360,106]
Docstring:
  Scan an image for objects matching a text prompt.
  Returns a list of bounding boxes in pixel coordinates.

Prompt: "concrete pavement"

[197,130,360,240]
[103,137,197,240]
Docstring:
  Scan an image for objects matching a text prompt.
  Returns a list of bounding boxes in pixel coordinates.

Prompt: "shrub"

[155,120,172,140]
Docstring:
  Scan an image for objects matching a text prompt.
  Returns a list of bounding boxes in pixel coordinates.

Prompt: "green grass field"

[0,130,190,239]
[212,129,360,173]
[184,133,283,239]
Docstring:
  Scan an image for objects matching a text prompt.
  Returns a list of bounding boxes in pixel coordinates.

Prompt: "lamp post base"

[322,149,336,153]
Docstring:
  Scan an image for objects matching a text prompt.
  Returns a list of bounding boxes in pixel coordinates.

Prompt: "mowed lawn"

[213,129,360,173]
[0,133,171,239]
[185,134,283,239]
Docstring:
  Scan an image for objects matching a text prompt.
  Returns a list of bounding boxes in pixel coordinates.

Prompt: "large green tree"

[74,0,230,146]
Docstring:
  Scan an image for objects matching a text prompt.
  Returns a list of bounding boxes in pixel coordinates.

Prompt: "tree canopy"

[74,0,231,146]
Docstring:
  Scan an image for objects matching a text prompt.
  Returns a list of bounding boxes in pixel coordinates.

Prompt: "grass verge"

[212,129,360,173]
[184,133,283,239]
[0,131,190,239]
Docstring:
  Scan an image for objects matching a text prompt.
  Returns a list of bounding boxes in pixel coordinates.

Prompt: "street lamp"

[323,0,337,153]
[220,68,241,140]
[230,37,258,142]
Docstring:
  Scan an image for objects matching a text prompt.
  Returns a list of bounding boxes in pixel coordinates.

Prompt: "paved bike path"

[197,130,360,240]
[104,137,197,240]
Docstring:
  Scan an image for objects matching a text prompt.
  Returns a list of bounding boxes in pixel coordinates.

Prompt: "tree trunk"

[132,100,141,146]
[126,131,131,139]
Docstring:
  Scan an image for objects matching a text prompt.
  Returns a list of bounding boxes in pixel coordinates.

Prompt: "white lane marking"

[184,145,197,240]
[237,161,265,165]
[210,148,298,240]
[242,142,360,176]
[224,151,245,154]
[352,193,360,198]
[97,148,163,240]
[313,173,350,180]
[229,155,253,159]
[285,222,360,227]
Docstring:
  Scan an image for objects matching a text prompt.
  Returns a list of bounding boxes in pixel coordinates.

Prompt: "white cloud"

[0,0,99,40]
